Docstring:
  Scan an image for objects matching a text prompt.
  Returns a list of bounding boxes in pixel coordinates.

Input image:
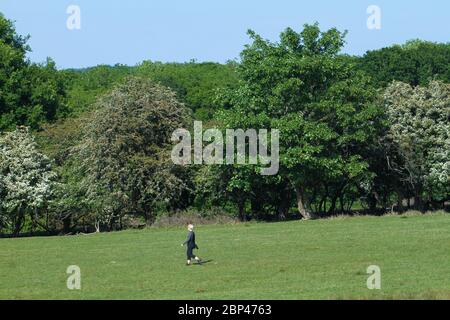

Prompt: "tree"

[358,40,450,88]
[217,24,383,219]
[74,77,191,229]
[0,127,56,236]
[383,80,450,210]
[136,60,238,120]
[0,13,68,130]
[64,61,238,121]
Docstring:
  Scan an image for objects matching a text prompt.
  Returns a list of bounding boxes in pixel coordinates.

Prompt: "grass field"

[1,212,450,299]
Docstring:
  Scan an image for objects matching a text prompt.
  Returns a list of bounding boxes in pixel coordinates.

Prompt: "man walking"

[181,224,202,265]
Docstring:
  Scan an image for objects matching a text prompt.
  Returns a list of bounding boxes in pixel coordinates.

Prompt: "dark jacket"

[183,231,198,249]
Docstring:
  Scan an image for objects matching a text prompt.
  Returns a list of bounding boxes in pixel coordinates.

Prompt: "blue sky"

[1,0,448,69]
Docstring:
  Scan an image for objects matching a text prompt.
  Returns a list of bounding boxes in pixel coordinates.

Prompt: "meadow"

[1,212,450,300]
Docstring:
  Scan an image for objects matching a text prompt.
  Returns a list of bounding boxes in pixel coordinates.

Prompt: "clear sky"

[1,0,448,69]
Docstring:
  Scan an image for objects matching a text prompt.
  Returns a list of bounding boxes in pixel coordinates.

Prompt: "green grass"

[1,212,450,299]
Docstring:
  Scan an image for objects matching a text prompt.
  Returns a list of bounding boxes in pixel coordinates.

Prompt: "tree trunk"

[94,220,100,233]
[119,215,123,230]
[251,199,262,219]
[396,190,404,213]
[414,190,424,212]
[318,192,328,214]
[328,194,338,215]
[62,215,72,234]
[339,194,345,214]
[13,208,25,237]
[45,209,49,230]
[238,200,246,222]
[277,188,291,220]
[366,191,379,213]
[144,212,154,226]
[294,185,312,220]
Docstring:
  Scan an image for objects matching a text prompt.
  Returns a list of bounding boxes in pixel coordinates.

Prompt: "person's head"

[188,224,194,231]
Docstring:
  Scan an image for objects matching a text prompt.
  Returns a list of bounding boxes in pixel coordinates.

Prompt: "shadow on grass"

[196,259,214,266]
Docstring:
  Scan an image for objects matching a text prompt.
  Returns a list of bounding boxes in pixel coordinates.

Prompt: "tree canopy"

[0,14,68,130]
[358,40,450,87]
[72,77,191,230]
[0,127,56,235]
[383,80,450,207]
[215,24,383,219]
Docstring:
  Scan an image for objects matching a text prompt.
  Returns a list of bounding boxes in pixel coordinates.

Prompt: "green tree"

[0,13,68,130]
[217,24,383,219]
[136,61,238,120]
[37,115,90,233]
[74,77,191,229]
[63,61,238,121]
[358,40,450,88]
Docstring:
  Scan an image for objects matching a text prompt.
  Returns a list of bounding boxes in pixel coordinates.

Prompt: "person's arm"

[182,232,192,246]
[194,232,199,249]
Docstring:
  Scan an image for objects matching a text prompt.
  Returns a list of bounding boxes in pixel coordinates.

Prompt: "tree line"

[0,13,449,236]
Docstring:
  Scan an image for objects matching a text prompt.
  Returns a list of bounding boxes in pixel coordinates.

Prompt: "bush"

[152,207,237,227]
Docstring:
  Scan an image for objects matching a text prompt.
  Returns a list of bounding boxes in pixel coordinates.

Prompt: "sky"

[1,0,449,69]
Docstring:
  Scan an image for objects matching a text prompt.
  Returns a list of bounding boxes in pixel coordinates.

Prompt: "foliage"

[0,14,68,130]
[0,127,56,235]
[215,23,383,219]
[358,40,450,88]
[0,9,449,235]
[383,80,450,207]
[73,77,192,229]
[64,61,238,120]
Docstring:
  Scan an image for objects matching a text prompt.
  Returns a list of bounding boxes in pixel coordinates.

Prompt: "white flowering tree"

[0,127,56,236]
[383,80,450,209]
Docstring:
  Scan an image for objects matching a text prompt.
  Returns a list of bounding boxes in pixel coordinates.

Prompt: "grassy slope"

[1,213,450,299]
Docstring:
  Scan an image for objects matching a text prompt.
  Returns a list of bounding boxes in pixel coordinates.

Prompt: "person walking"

[181,224,202,265]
